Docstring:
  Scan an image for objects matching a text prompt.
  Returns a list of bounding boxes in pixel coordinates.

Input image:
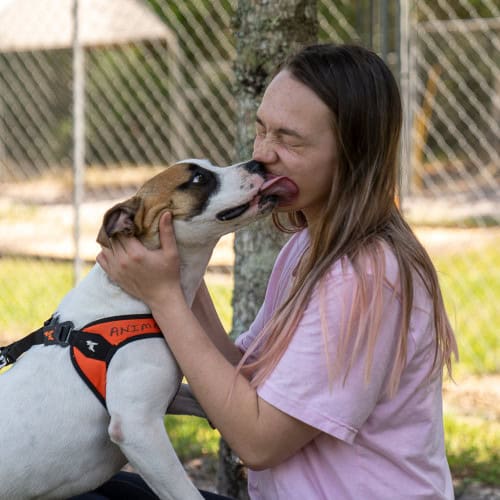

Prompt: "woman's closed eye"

[255,126,302,148]
[282,138,304,149]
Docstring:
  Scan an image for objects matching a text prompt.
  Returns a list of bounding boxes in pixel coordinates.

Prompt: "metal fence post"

[399,0,411,202]
[72,0,85,284]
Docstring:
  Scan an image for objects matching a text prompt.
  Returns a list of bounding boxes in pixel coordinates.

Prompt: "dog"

[0,159,298,499]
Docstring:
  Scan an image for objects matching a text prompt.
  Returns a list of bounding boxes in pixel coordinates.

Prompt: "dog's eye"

[191,172,207,185]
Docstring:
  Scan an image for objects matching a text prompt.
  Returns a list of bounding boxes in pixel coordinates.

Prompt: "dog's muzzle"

[215,175,298,222]
[216,202,252,221]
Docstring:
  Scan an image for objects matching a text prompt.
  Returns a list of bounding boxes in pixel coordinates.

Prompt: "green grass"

[0,258,84,337]
[164,415,220,462]
[431,241,500,376]
[444,413,500,487]
[1,243,499,485]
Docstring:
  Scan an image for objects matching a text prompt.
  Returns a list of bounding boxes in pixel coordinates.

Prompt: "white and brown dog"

[0,159,297,499]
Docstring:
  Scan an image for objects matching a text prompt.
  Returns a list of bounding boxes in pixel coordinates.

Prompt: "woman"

[94,43,458,499]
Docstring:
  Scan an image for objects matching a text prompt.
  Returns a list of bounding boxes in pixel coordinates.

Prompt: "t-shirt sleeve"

[256,272,402,444]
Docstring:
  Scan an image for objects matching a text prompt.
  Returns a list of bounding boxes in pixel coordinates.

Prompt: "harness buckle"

[0,351,8,369]
[52,321,75,346]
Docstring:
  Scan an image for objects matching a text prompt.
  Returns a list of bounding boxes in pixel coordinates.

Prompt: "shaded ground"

[456,483,500,500]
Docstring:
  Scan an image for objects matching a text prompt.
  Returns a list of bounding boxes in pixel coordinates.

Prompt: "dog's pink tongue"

[259,175,299,206]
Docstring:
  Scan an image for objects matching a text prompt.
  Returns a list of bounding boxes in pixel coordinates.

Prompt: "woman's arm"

[97,213,320,470]
[191,281,243,366]
[148,282,320,470]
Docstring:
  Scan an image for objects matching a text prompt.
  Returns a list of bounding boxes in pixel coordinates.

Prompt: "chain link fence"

[403,0,499,376]
[0,0,498,389]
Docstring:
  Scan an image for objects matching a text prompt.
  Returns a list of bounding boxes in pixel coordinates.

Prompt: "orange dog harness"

[0,315,163,408]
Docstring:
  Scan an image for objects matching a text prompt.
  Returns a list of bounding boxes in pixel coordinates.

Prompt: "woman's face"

[253,70,338,224]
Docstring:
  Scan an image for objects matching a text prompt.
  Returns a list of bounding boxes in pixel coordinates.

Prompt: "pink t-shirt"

[236,230,454,500]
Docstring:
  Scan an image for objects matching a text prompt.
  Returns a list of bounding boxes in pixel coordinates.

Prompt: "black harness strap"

[0,318,53,368]
[1,317,128,368]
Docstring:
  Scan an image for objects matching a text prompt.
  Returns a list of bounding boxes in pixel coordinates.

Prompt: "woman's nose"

[252,136,278,164]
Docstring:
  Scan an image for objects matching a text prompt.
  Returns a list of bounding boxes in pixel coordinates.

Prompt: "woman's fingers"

[159,211,175,250]
[95,212,181,304]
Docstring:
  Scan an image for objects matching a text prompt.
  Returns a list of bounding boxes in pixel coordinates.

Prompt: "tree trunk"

[217,2,317,498]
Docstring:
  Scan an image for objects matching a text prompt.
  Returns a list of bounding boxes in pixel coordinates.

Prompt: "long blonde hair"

[238,44,458,397]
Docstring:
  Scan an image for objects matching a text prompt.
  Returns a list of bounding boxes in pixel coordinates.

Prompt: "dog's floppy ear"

[96,197,142,248]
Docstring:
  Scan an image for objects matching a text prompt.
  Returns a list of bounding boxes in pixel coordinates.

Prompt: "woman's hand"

[96,212,183,308]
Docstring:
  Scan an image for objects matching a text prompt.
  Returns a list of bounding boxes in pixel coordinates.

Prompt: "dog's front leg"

[108,413,202,500]
[106,339,203,500]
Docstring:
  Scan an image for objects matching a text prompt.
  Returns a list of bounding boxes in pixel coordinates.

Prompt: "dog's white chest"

[56,265,150,327]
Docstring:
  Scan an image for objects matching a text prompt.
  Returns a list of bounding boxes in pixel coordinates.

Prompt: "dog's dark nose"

[244,160,266,176]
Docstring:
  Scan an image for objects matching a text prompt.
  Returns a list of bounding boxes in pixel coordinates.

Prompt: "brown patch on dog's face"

[96,162,219,250]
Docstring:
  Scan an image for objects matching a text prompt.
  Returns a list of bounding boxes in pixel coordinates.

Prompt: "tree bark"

[217,2,317,498]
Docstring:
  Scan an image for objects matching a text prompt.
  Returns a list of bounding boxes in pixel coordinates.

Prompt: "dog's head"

[97,159,298,249]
